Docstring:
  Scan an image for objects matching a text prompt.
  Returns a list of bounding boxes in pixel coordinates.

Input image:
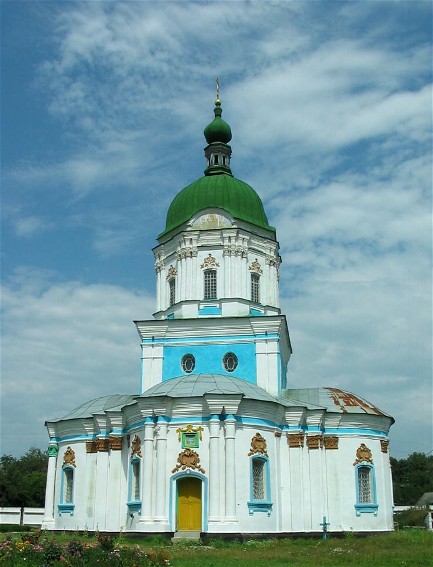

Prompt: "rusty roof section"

[326,387,384,416]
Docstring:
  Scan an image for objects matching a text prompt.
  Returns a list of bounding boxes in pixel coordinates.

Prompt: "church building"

[42,91,394,536]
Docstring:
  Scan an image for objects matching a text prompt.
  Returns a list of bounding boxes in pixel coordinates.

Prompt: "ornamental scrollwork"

[353,443,373,465]
[131,435,142,459]
[166,265,177,280]
[172,449,205,474]
[248,258,263,274]
[248,432,268,457]
[63,446,76,467]
[287,432,304,448]
[176,424,204,442]
[200,254,220,269]
[380,439,389,453]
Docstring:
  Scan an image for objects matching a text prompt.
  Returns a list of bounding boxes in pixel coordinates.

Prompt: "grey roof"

[416,492,433,506]
[138,374,295,406]
[51,394,136,421]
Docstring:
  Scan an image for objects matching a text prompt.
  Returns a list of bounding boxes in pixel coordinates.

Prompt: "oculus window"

[223,352,238,372]
[182,354,195,373]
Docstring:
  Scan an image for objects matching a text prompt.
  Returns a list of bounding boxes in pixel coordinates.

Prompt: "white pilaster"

[42,444,58,529]
[224,415,238,523]
[94,441,109,531]
[208,415,221,523]
[154,417,169,529]
[138,418,155,526]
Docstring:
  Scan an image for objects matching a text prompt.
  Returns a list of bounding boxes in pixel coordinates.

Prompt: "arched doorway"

[177,476,202,531]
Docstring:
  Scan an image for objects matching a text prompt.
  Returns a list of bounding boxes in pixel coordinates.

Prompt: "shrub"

[394,507,429,529]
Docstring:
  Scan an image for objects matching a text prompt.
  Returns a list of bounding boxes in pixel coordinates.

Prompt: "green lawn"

[0,529,431,566]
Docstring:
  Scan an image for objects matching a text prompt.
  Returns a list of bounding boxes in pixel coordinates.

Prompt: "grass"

[0,529,431,566]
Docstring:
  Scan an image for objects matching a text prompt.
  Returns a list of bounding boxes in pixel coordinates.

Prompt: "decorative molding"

[248,258,263,274]
[176,424,204,442]
[353,443,373,465]
[171,449,205,474]
[86,441,98,454]
[96,438,109,452]
[223,244,247,258]
[176,246,197,259]
[306,434,323,449]
[380,439,389,454]
[324,436,339,450]
[131,435,142,459]
[287,432,304,448]
[265,255,280,268]
[274,431,282,438]
[248,432,268,457]
[109,436,123,451]
[154,255,164,273]
[166,265,177,280]
[48,444,58,457]
[200,253,220,269]
[63,446,76,467]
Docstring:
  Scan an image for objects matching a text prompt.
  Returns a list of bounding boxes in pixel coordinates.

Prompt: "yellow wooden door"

[177,477,202,531]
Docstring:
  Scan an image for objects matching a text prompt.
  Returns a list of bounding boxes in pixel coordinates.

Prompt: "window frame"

[203,269,217,300]
[247,455,272,516]
[58,465,75,516]
[223,352,238,373]
[181,353,195,373]
[354,463,378,516]
[251,272,260,304]
[169,278,176,307]
[127,456,142,514]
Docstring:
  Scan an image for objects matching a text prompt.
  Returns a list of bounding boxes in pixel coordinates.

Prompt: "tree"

[0,447,48,507]
[391,452,433,505]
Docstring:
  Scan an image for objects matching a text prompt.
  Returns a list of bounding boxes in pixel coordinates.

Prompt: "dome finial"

[215,77,221,106]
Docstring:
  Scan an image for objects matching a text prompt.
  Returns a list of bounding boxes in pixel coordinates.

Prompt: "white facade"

[43,99,394,535]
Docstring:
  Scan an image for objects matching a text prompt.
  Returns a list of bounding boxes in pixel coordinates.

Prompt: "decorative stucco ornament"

[353,443,373,465]
[248,258,263,274]
[172,449,205,474]
[131,435,142,459]
[248,432,268,457]
[200,253,220,269]
[48,444,58,457]
[166,265,177,280]
[63,447,76,467]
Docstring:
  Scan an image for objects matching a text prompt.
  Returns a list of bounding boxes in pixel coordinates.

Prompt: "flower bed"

[0,533,170,566]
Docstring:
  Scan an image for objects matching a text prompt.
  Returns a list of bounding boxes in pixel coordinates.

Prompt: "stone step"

[172,530,201,541]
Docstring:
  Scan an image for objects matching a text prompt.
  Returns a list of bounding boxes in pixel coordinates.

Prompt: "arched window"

[354,463,378,515]
[204,269,217,299]
[169,278,176,306]
[248,456,272,516]
[128,457,142,514]
[251,273,260,303]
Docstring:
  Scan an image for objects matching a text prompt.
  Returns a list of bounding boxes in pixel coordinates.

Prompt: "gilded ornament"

[63,446,76,467]
[96,438,109,452]
[166,265,177,280]
[200,253,220,269]
[287,432,304,448]
[172,448,205,474]
[248,432,268,457]
[380,439,389,453]
[248,258,263,274]
[109,436,123,451]
[86,441,98,454]
[176,424,204,442]
[131,435,142,459]
[353,443,373,465]
[306,435,323,449]
[324,436,339,450]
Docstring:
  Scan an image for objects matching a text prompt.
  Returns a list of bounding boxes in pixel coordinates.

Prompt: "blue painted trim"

[325,428,387,437]
[199,306,222,316]
[169,471,208,532]
[249,308,264,316]
[248,455,272,516]
[127,501,142,514]
[58,503,74,516]
[354,463,378,516]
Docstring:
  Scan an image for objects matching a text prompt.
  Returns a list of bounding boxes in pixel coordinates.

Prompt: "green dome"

[159,174,275,238]
[204,101,232,144]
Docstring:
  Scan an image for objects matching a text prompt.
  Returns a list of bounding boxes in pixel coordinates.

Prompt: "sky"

[1,0,431,460]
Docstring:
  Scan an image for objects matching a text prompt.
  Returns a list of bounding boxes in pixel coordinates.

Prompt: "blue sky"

[1,1,431,459]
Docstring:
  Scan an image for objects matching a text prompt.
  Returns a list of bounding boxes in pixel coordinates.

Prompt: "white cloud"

[1,270,154,456]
